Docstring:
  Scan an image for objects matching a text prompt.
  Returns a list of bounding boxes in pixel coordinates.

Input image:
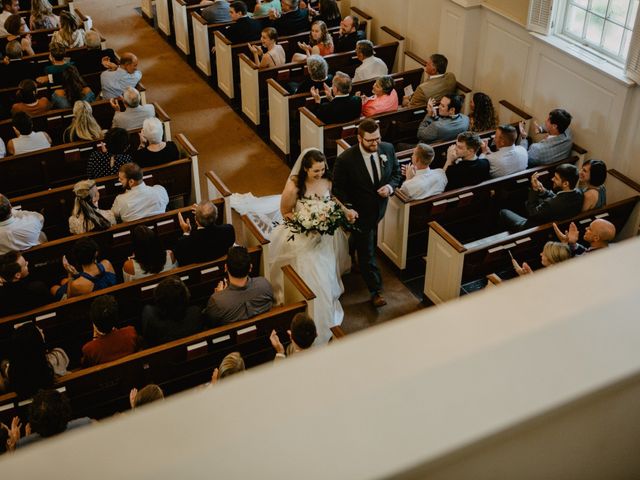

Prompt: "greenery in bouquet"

[280,197,354,240]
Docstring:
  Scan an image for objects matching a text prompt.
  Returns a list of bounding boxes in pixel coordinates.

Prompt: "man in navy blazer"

[333,119,402,307]
[225,1,261,44]
[266,0,309,37]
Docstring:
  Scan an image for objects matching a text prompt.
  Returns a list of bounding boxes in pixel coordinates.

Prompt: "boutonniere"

[380,154,388,164]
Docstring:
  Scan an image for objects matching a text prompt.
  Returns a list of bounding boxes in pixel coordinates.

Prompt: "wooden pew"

[423,170,640,304]
[155,0,174,40]
[141,0,154,25]
[267,61,424,162]
[240,39,399,130]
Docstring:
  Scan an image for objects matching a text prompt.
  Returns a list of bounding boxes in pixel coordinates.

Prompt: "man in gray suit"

[417,94,469,144]
[520,108,573,167]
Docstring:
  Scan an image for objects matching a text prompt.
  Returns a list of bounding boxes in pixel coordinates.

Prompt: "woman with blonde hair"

[512,241,571,276]
[63,101,103,143]
[30,0,60,30]
[210,352,246,385]
[68,179,115,234]
[51,11,85,48]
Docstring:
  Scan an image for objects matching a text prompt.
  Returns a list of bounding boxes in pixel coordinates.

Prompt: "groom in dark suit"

[333,119,402,307]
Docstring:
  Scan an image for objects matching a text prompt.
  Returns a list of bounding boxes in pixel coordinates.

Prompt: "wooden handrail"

[205,170,232,197]
[240,215,270,246]
[351,6,372,20]
[609,170,640,193]
[175,133,199,157]
[404,50,427,66]
[153,102,171,122]
[299,106,325,127]
[330,326,347,339]
[282,265,316,301]
[266,77,290,96]
[428,221,467,253]
[499,100,533,120]
[486,273,503,286]
[380,26,405,41]
[572,143,588,155]
[456,81,472,94]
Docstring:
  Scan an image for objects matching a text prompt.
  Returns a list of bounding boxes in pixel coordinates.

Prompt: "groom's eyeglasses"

[362,136,381,144]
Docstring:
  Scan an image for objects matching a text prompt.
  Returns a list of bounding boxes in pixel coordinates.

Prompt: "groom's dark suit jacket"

[332,142,402,230]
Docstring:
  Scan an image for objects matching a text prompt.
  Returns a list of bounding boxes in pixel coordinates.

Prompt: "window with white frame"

[559,0,639,63]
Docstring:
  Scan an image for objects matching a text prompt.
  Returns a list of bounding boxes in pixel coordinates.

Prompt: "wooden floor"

[78,0,427,333]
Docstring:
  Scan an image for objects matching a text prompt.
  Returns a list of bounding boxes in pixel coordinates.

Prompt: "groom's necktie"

[370,154,380,186]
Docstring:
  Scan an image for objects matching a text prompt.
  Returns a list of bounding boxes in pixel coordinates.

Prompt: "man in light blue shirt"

[100,52,143,99]
[417,94,469,144]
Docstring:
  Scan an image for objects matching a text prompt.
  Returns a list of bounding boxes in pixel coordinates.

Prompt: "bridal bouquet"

[282,197,351,240]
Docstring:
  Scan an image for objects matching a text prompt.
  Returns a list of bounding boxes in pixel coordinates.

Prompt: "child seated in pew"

[510,241,571,276]
[50,237,118,301]
[68,179,116,234]
[269,312,317,360]
[122,225,177,282]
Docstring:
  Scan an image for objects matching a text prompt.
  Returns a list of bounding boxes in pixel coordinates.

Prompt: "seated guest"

[0,323,68,398]
[403,53,457,107]
[578,159,607,211]
[203,246,274,326]
[100,52,142,99]
[309,0,341,28]
[4,14,35,56]
[81,295,141,367]
[499,163,583,231]
[0,251,50,316]
[254,0,281,16]
[111,86,155,130]
[134,117,179,167]
[122,225,177,282]
[74,30,118,73]
[352,40,387,82]
[200,0,232,23]
[50,11,85,48]
[519,108,573,167]
[0,193,46,254]
[141,276,204,346]
[0,417,20,454]
[481,124,528,178]
[51,237,117,300]
[292,20,333,62]
[129,384,164,409]
[333,15,364,53]
[553,218,616,256]
[512,241,571,276]
[175,200,235,265]
[359,75,398,117]
[417,94,469,144]
[50,65,96,109]
[224,1,261,44]
[248,27,286,68]
[0,41,36,89]
[30,0,60,30]
[110,163,169,222]
[269,312,317,360]
[399,143,447,200]
[310,71,362,124]
[87,127,132,178]
[210,352,246,383]
[267,0,309,37]
[17,389,92,447]
[37,42,73,85]
[63,100,104,143]
[0,0,20,36]
[6,112,52,156]
[443,132,489,190]
[10,79,52,116]
[468,92,498,132]
[68,179,116,234]
[288,54,331,94]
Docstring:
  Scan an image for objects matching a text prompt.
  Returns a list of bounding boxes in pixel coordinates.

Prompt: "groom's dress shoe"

[371,293,387,308]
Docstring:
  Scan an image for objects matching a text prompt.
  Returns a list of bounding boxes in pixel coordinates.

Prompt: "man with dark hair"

[404,53,457,107]
[18,389,92,447]
[81,295,141,367]
[0,0,19,36]
[267,0,309,37]
[334,15,365,53]
[6,112,52,156]
[519,108,573,167]
[203,246,274,325]
[224,1,261,43]
[353,40,388,82]
[0,194,46,255]
[110,163,169,222]
[500,163,583,231]
[270,312,318,359]
[481,124,528,178]
[0,251,50,315]
[333,118,402,307]
[417,94,469,144]
[310,71,362,124]
[443,132,490,190]
[399,143,447,200]
[174,200,236,265]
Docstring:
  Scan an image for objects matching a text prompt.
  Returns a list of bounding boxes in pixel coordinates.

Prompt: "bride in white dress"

[267,149,351,345]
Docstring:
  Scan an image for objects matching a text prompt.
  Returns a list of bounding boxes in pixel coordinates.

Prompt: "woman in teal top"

[578,159,607,212]
[254,0,281,17]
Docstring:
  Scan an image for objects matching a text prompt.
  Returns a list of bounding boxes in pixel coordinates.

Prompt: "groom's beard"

[360,143,378,153]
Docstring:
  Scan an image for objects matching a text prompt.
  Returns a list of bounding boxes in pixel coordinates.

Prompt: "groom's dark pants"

[352,225,382,295]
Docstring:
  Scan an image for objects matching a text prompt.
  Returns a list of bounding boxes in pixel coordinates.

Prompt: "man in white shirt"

[0,193,46,254]
[0,0,19,37]
[111,87,155,130]
[482,124,528,178]
[399,143,447,200]
[352,40,388,83]
[101,52,143,99]
[111,163,169,223]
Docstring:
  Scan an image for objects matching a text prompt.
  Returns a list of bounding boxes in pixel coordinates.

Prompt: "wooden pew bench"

[423,170,640,303]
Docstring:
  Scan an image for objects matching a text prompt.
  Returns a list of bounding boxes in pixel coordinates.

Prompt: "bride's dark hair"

[295,149,331,198]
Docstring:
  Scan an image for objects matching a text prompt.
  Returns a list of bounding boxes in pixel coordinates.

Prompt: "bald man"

[553,218,616,256]
[100,52,142,99]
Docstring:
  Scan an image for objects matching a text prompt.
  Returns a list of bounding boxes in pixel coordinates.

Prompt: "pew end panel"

[350,7,373,41]
[299,106,325,153]
[238,214,271,277]
[172,0,194,56]
[281,264,315,320]
[153,102,172,141]
[572,143,588,165]
[215,30,234,97]
[205,170,232,224]
[424,221,467,304]
[336,139,350,157]
[606,171,640,239]
[268,79,292,156]
[377,194,410,269]
[192,12,213,76]
[141,0,154,24]
[456,82,472,115]
[175,133,202,204]
[155,0,172,38]
[239,54,261,126]
[379,26,405,73]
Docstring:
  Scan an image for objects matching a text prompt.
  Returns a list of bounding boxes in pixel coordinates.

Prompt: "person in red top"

[81,295,141,367]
